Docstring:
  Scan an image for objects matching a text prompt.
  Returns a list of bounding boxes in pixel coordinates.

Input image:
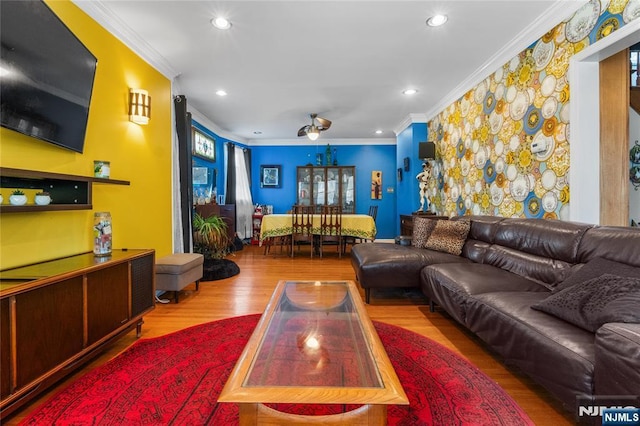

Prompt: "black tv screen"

[0,0,97,153]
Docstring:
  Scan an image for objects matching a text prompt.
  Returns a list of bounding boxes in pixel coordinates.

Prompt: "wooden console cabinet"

[0,249,155,418]
[195,204,236,242]
[400,212,448,236]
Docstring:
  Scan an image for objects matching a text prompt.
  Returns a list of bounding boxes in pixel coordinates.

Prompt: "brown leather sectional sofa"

[350,216,640,412]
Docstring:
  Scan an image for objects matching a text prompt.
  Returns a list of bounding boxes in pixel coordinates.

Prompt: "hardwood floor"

[4,244,574,425]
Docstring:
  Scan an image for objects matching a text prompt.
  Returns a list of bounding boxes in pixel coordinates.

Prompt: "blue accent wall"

[191,119,429,239]
[250,143,398,239]
[396,123,427,222]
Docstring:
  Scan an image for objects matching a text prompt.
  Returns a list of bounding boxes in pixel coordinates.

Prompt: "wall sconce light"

[129,89,151,125]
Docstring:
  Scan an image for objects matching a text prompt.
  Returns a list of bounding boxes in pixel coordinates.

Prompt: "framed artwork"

[192,128,216,161]
[371,170,382,199]
[397,168,403,182]
[192,167,208,184]
[260,165,281,188]
[403,157,410,172]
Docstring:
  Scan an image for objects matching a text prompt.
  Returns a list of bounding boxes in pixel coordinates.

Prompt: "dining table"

[259,213,377,244]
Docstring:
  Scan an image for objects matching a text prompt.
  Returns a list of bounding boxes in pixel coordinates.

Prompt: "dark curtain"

[225,143,237,204]
[174,95,193,252]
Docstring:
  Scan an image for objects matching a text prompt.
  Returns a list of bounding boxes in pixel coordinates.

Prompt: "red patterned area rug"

[21,315,533,425]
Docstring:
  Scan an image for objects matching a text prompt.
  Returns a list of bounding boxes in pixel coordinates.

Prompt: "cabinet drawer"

[87,263,130,345]
[15,277,84,388]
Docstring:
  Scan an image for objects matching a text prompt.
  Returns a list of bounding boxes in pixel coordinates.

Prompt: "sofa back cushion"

[461,239,491,263]
[484,245,573,288]
[553,256,640,292]
[491,219,590,264]
[577,226,640,267]
[452,215,504,243]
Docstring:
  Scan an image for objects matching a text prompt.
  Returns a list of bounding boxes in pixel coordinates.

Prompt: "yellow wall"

[0,1,173,269]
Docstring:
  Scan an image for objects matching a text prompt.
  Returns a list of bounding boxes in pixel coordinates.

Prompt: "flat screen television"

[0,0,97,153]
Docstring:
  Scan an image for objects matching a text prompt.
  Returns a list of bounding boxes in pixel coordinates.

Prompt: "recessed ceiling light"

[375,130,383,134]
[426,14,448,27]
[211,16,231,30]
[215,90,227,97]
[402,88,418,95]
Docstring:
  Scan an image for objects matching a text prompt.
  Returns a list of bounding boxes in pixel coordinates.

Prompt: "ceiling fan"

[297,113,332,141]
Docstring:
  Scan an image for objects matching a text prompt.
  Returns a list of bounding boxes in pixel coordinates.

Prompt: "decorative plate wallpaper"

[427,0,639,219]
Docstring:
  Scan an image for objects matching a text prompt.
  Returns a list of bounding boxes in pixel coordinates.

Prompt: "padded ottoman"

[155,253,204,303]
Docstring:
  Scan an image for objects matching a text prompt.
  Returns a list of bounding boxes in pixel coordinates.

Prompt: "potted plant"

[193,212,230,260]
[9,189,27,206]
[35,191,52,205]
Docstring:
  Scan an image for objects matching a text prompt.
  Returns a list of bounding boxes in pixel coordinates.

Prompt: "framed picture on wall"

[260,165,281,188]
[192,128,216,161]
[371,170,382,199]
[192,167,208,184]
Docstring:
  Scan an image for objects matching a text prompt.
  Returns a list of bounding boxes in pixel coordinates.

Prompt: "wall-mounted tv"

[0,0,97,154]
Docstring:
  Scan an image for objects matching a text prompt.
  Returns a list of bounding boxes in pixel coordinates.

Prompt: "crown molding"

[424,0,587,122]
[71,1,179,79]
[189,106,248,144]
[244,138,396,147]
[393,113,428,135]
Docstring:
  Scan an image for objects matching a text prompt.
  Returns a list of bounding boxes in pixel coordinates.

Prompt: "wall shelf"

[0,167,129,213]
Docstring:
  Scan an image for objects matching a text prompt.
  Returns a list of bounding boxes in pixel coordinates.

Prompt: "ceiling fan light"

[307,125,320,141]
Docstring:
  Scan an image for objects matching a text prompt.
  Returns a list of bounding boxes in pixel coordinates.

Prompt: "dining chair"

[319,205,343,258]
[343,205,377,253]
[368,205,379,222]
[263,235,291,256]
[291,204,315,258]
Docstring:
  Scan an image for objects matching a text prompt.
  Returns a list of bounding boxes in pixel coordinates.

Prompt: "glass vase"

[93,212,112,256]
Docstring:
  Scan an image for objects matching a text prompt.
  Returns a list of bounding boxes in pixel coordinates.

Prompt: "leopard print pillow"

[412,217,438,248]
[424,220,470,255]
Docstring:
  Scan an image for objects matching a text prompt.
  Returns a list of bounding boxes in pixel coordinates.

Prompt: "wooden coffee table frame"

[218,280,408,425]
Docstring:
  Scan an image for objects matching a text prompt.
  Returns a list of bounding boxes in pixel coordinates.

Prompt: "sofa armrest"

[594,323,640,397]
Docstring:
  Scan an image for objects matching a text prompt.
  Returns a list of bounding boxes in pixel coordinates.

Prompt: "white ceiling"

[74,1,584,144]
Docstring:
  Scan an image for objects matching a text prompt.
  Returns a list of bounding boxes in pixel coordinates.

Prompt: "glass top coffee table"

[218,280,408,425]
